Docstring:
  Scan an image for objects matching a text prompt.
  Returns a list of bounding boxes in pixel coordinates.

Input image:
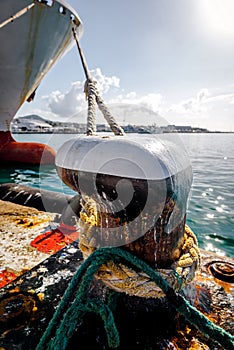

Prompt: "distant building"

[12,115,53,133]
[163,125,209,133]
[11,115,211,134]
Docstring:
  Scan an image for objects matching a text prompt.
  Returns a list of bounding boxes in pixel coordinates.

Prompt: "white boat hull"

[0,0,82,164]
[0,0,82,131]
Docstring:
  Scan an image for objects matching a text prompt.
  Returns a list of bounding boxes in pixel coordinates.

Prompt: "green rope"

[107,289,121,312]
[50,300,119,349]
[36,247,234,350]
[36,250,121,350]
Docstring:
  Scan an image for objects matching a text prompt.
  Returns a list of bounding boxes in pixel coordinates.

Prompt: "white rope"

[84,79,97,135]
[84,79,125,136]
[72,21,125,136]
[95,89,125,136]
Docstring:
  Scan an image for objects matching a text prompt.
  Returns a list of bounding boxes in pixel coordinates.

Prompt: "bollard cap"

[56,134,192,181]
[56,133,193,262]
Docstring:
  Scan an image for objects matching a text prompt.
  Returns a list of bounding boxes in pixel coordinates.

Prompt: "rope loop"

[49,299,119,349]
[79,204,201,298]
[72,21,125,136]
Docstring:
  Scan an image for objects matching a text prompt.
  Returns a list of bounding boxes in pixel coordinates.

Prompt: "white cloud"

[197,88,210,102]
[28,68,164,126]
[42,68,120,119]
[17,68,234,131]
[91,68,120,94]
[167,88,234,118]
[168,88,210,115]
[206,92,234,104]
[109,92,163,113]
[165,87,234,131]
[44,82,84,117]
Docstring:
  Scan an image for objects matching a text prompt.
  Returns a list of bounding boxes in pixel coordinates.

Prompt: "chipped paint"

[0,199,79,289]
[34,269,75,294]
[0,201,56,275]
[0,198,233,348]
[0,239,233,349]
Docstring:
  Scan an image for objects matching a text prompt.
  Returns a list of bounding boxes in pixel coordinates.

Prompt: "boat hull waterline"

[0,0,83,164]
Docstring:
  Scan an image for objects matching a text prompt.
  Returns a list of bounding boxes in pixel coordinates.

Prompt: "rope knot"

[79,196,201,299]
[84,78,97,100]
[36,246,234,350]
[71,20,125,136]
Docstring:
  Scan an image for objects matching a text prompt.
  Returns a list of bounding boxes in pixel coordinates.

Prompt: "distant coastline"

[12,130,234,134]
[12,115,234,134]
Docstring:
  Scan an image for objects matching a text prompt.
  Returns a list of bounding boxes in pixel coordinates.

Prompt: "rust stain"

[0,290,42,334]
[9,288,20,294]
[172,325,219,349]
[212,278,234,293]
[16,217,50,228]
[37,293,44,301]
[195,272,233,294]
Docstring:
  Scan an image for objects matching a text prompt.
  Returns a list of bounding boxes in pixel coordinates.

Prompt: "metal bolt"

[208,261,234,283]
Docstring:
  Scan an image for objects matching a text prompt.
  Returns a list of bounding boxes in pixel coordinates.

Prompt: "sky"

[16,0,234,131]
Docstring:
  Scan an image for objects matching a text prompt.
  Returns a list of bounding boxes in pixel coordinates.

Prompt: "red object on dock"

[0,270,17,288]
[30,223,80,254]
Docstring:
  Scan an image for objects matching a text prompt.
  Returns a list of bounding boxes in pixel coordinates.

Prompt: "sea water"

[0,132,233,258]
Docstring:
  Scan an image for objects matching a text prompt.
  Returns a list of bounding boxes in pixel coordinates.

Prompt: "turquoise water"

[0,132,233,258]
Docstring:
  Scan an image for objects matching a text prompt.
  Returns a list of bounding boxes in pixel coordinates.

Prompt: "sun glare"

[199,0,234,40]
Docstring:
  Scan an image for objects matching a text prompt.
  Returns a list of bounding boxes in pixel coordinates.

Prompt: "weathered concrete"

[0,200,58,277]
[0,200,233,349]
